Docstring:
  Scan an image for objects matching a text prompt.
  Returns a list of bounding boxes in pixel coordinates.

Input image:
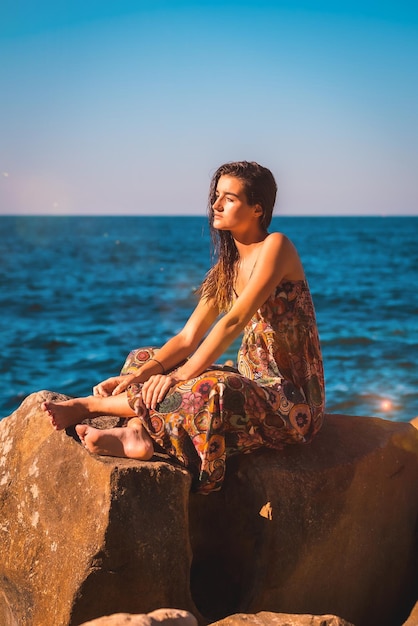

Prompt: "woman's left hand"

[141,373,180,410]
[111,374,141,395]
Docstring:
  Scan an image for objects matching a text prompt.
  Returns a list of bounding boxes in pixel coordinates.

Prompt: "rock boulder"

[1,392,418,626]
[189,413,418,625]
[0,391,199,626]
[211,612,354,625]
[80,607,198,625]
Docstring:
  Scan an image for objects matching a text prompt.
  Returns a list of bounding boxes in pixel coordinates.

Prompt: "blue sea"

[1,215,417,423]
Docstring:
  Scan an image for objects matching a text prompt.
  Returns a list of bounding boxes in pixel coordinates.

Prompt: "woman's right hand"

[141,373,180,410]
[93,375,131,397]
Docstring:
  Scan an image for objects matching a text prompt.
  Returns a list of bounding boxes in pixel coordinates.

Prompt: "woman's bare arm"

[110,295,220,395]
[176,233,303,378]
[141,233,304,409]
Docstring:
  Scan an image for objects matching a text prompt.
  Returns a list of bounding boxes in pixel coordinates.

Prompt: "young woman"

[42,161,325,494]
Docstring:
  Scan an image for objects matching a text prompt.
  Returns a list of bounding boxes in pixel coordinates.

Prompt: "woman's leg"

[42,392,137,430]
[145,369,310,493]
[76,418,154,460]
[42,395,154,460]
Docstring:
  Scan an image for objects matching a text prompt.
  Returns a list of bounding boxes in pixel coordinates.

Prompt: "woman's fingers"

[112,374,137,395]
[93,379,113,396]
[94,373,176,407]
[112,380,127,395]
[93,375,132,397]
[142,375,175,410]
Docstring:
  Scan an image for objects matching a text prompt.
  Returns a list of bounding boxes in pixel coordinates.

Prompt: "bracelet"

[149,357,165,374]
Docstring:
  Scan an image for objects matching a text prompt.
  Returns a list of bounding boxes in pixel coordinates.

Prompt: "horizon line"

[0,213,417,218]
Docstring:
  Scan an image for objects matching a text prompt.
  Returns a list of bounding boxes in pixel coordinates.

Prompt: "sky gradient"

[1,0,417,215]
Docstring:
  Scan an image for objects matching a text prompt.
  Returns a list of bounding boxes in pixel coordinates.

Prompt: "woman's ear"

[254,203,264,218]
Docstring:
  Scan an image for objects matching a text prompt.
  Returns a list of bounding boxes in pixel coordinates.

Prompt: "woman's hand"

[93,376,124,397]
[111,374,141,395]
[141,373,180,410]
[93,374,138,397]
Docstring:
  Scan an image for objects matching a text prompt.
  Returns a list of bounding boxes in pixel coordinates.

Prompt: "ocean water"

[1,215,417,423]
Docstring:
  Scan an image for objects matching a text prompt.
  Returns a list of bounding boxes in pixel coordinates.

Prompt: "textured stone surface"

[0,391,199,626]
[80,611,352,626]
[403,601,418,626]
[189,413,418,626]
[80,608,198,625]
[211,612,354,625]
[1,393,418,626]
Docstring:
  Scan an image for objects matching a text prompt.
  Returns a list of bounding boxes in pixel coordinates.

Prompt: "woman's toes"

[76,424,88,440]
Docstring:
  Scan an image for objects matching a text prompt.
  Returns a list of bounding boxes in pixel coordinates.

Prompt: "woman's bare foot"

[42,392,137,431]
[42,398,93,430]
[75,418,154,460]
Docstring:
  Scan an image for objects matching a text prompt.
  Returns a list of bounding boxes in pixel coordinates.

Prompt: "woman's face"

[212,175,261,233]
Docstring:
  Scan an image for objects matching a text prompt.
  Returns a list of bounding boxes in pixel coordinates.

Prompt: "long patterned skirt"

[122,347,317,494]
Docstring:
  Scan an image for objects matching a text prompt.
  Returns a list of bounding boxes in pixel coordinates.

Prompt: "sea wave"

[1,215,417,422]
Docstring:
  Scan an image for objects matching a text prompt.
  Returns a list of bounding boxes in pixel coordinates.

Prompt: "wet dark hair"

[200,161,278,311]
[208,161,277,230]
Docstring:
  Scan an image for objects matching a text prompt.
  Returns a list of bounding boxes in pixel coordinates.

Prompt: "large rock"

[0,391,200,626]
[404,601,418,626]
[1,391,418,626]
[80,607,198,625]
[80,611,352,626]
[189,414,418,626]
[211,612,354,625]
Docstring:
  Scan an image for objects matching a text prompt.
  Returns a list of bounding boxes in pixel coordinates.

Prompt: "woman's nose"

[213,197,222,210]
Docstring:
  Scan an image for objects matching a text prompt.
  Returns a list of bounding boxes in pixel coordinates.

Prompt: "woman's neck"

[234,231,268,260]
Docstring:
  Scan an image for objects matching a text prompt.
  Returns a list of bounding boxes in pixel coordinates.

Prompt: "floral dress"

[123,280,325,494]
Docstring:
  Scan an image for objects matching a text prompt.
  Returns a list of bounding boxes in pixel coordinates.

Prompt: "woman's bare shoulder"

[264,231,296,252]
[263,232,304,279]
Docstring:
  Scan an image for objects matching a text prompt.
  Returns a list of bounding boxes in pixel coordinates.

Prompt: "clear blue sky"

[1,0,417,215]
